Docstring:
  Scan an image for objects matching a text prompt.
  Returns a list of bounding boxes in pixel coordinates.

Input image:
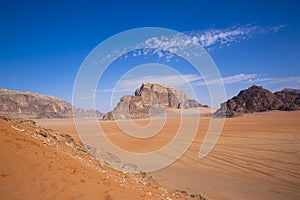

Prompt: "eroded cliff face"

[103,82,205,120]
[0,89,101,119]
[214,85,300,117]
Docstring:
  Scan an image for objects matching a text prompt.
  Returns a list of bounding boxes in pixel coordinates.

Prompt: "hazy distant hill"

[103,82,206,120]
[0,89,102,119]
[214,85,300,117]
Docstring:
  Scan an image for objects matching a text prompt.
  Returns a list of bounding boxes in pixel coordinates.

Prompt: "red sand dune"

[0,118,190,200]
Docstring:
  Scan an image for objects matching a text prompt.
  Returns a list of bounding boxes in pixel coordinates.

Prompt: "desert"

[33,110,300,200]
[1,84,300,200]
[0,116,193,200]
[1,1,299,199]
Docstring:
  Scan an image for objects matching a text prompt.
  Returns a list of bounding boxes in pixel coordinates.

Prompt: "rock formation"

[103,82,205,120]
[0,89,102,119]
[214,85,300,117]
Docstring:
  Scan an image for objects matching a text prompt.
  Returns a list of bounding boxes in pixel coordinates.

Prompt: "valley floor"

[34,110,300,200]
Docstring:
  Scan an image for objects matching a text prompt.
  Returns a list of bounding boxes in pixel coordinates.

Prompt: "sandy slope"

[35,111,300,200]
[0,118,190,200]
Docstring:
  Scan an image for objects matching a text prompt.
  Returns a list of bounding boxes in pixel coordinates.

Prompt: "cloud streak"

[127,24,287,61]
[193,73,300,87]
[194,73,258,86]
[99,73,300,94]
[187,24,286,49]
[97,24,286,63]
[251,76,300,85]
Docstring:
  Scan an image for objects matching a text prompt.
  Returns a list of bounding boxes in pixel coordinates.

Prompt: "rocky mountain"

[0,89,102,119]
[214,85,300,117]
[280,88,300,94]
[103,82,206,120]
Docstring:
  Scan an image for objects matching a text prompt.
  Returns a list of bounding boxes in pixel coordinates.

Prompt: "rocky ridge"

[103,82,206,120]
[214,85,300,117]
[0,89,102,119]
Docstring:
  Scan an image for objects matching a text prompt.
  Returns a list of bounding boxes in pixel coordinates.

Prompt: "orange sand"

[0,118,189,200]
[34,110,300,200]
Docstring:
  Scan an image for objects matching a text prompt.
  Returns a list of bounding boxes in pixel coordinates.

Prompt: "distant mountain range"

[103,82,207,120]
[214,85,300,117]
[1,85,299,120]
[0,89,102,119]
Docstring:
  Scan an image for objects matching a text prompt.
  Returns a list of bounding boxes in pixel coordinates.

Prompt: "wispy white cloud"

[99,73,300,94]
[137,24,287,60]
[97,24,286,63]
[194,73,259,86]
[189,24,286,49]
[251,76,300,84]
[222,73,258,84]
[193,73,300,87]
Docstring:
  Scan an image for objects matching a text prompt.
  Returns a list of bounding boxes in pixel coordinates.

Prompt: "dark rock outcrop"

[103,82,205,120]
[274,88,300,111]
[0,89,102,119]
[214,85,300,117]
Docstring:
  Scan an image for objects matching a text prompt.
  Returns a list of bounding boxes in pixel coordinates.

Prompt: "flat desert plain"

[35,110,300,200]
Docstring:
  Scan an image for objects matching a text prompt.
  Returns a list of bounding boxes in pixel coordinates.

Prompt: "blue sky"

[1,0,300,112]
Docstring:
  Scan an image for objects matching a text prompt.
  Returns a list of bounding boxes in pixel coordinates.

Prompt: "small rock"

[36,129,47,137]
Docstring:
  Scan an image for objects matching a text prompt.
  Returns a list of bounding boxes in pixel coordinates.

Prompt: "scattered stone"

[60,133,74,143]
[190,192,209,200]
[0,116,10,121]
[146,191,152,196]
[36,129,47,137]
